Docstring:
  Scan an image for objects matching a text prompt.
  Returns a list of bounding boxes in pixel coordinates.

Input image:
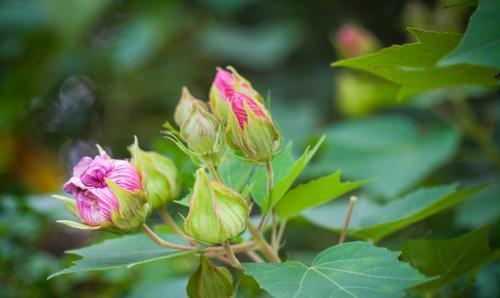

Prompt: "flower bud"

[187,255,233,298]
[174,87,203,126]
[226,92,281,163]
[209,67,262,124]
[129,138,181,209]
[184,169,248,244]
[60,152,149,232]
[180,101,224,157]
[334,24,380,59]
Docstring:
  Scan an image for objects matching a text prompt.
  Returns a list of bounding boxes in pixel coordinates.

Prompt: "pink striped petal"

[230,92,266,128]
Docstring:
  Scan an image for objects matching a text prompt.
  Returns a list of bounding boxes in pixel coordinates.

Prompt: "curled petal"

[108,160,142,192]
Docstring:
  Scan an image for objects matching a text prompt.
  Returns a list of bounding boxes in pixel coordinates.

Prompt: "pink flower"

[230,92,266,128]
[63,153,142,227]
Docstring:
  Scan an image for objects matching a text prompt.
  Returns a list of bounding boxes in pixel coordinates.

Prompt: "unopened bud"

[184,169,248,244]
[334,24,380,59]
[180,101,224,157]
[226,92,281,163]
[129,137,180,209]
[209,67,262,124]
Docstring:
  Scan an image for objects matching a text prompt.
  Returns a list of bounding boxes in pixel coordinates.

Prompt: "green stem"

[247,221,281,263]
[223,240,242,270]
[207,156,223,183]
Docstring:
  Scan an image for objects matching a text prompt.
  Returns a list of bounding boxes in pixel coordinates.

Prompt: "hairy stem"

[258,160,274,231]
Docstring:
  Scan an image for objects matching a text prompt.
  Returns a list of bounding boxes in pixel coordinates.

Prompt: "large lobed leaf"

[48,232,194,279]
[275,171,365,218]
[243,241,429,298]
[401,226,499,292]
[303,184,485,242]
[311,116,460,198]
[252,137,325,212]
[332,28,498,101]
[440,0,500,68]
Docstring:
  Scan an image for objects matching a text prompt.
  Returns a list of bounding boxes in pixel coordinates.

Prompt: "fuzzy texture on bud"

[226,92,281,163]
[129,138,180,209]
[209,67,262,124]
[61,152,149,232]
[180,101,224,157]
[184,169,248,244]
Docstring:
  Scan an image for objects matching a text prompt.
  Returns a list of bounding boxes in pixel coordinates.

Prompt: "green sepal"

[52,194,78,217]
[107,179,150,232]
[187,255,234,298]
[56,220,100,230]
[184,169,248,244]
[129,137,181,209]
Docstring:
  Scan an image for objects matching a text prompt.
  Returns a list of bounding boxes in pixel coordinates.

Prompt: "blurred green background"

[1,0,499,297]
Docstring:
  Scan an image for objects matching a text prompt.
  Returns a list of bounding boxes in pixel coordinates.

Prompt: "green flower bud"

[175,87,202,126]
[107,180,151,232]
[187,255,233,298]
[184,169,248,244]
[129,137,181,209]
[226,92,282,163]
[180,101,224,157]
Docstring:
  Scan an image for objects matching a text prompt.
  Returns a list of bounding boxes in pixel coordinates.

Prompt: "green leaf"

[251,143,295,206]
[265,137,325,212]
[274,172,365,218]
[456,183,500,228]
[440,0,500,68]
[311,116,460,198]
[401,226,497,292]
[219,158,255,192]
[243,241,428,298]
[303,184,485,242]
[332,28,498,100]
[48,232,194,279]
[187,255,233,298]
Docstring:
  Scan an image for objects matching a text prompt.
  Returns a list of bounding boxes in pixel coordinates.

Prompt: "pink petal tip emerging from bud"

[231,92,266,128]
[63,153,142,226]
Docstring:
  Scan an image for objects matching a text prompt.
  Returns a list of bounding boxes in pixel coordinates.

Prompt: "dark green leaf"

[303,184,485,242]
[275,171,365,218]
[243,241,428,297]
[441,0,500,68]
[48,232,194,279]
[332,28,498,100]
[312,116,460,198]
[187,255,233,298]
[401,226,497,292]
[456,183,500,228]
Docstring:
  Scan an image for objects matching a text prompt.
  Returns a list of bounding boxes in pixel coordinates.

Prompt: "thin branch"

[159,208,186,237]
[142,223,256,254]
[338,196,357,244]
[247,221,281,263]
[258,160,274,232]
[246,251,264,263]
[223,241,242,269]
[274,219,288,251]
[207,157,223,183]
[142,224,194,251]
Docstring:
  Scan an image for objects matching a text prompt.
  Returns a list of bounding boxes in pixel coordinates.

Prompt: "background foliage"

[0,0,499,297]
